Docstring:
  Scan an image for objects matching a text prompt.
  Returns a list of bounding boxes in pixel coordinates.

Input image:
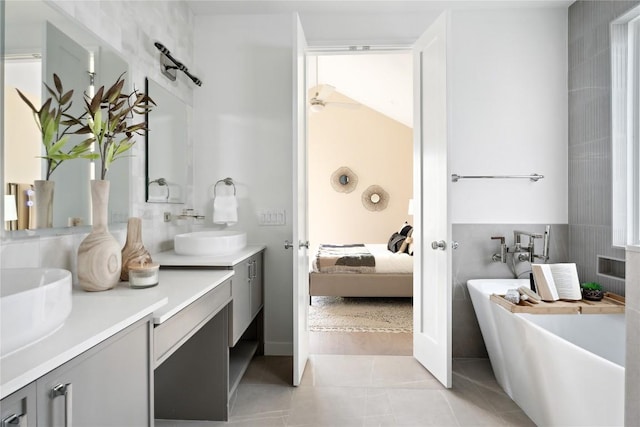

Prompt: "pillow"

[389,222,414,255]
[387,232,406,253]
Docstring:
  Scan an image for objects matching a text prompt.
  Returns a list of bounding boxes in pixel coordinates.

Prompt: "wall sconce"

[154,42,202,86]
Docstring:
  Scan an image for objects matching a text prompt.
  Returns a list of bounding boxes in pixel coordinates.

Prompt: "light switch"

[258,209,286,225]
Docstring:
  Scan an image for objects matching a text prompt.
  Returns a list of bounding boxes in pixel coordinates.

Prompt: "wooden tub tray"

[490,292,625,314]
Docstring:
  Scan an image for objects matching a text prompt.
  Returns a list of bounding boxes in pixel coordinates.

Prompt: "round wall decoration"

[330,166,358,193]
[361,185,389,211]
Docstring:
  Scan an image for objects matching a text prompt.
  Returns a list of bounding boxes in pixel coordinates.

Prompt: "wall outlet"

[258,209,286,225]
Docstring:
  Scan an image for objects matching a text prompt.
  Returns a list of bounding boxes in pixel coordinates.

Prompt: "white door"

[412,12,452,388]
[44,22,91,227]
[292,13,310,386]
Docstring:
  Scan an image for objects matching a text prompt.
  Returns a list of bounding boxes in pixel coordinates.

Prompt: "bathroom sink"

[174,230,247,256]
[1,268,72,357]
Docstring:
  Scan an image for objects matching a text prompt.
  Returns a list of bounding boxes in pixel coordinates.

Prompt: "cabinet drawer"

[154,280,231,367]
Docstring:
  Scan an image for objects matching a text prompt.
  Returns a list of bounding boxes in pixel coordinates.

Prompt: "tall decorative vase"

[34,180,54,228]
[77,180,122,292]
[120,217,152,281]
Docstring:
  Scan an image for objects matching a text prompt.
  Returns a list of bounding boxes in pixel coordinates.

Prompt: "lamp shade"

[4,195,18,221]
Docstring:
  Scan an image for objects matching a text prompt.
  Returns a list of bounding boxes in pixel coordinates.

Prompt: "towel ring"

[212,177,236,197]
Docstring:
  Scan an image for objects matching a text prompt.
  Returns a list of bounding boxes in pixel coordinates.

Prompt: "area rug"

[308,296,413,333]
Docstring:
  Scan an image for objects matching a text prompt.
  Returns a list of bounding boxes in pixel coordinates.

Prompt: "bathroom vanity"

[153,245,266,420]
[0,288,167,426]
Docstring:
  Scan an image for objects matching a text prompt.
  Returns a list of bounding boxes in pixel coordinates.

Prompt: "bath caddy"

[490,292,625,314]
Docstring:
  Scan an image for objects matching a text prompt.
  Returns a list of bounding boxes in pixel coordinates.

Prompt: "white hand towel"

[213,194,238,225]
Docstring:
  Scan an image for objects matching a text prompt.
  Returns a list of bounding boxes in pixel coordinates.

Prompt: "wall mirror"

[3,0,129,233]
[145,78,187,204]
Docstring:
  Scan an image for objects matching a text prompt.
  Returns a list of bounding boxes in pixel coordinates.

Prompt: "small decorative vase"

[121,217,152,281]
[34,180,54,228]
[77,180,122,292]
[582,289,605,301]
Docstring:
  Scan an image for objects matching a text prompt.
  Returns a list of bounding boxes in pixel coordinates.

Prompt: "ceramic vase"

[120,217,152,281]
[34,180,54,228]
[78,180,122,292]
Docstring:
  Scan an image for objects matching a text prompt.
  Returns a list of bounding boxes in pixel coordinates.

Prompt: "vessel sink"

[174,230,247,256]
[1,268,72,357]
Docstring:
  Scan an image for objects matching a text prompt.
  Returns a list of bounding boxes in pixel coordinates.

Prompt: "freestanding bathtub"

[467,279,625,427]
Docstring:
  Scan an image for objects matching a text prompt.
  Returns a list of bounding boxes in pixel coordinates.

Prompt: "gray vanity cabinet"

[229,251,264,346]
[0,383,36,427]
[37,317,152,426]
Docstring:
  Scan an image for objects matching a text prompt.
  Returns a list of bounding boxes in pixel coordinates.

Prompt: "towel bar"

[212,177,236,196]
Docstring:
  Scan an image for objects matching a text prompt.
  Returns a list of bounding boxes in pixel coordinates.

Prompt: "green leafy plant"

[74,73,154,180]
[580,282,602,291]
[16,74,96,180]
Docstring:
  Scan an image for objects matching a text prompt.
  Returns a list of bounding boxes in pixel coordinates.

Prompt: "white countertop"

[153,244,266,267]
[0,268,234,400]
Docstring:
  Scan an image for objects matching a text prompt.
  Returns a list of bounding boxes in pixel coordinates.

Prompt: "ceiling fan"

[309,84,360,112]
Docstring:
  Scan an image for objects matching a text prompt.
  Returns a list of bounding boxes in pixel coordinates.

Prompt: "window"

[612,7,640,247]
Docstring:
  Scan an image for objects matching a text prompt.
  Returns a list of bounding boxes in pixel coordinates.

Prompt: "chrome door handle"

[431,240,447,250]
[51,383,72,427]
[299,240,309,249]
[2,414,26,427]
[451,241,459,250]
[284,240,294,249]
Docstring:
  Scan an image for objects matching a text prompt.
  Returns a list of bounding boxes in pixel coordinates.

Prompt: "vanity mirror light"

[144,78,187,204]
[3,0,129,233]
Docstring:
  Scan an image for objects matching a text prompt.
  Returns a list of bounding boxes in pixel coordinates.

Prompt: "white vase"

[77,180,122,292]
[34,180,54,228]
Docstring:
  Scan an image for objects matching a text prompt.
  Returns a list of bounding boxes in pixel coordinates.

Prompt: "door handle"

[51,383,72,427]
[299,241,309,249]
[431,240,447,250]
[2,414,27,427]
[284,240,294,249]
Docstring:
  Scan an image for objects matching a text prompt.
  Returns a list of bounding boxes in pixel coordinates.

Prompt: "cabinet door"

[230,262,251,346]
[250,253,263,318]
[37,318,152,426]
[0,383,36,427]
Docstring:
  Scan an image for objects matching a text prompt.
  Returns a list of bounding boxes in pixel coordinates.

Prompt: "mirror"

[145,78,187,204]
[3,0,129,232]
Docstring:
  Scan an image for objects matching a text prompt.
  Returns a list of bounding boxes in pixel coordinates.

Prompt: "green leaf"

[49,135,69,154]
[104,142,115,171]
[43,118,56,147]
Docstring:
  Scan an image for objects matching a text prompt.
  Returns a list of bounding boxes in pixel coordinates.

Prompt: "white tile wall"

[1,0,195,277]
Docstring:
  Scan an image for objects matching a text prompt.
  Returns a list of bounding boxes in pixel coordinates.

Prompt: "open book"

[531,263,582,301]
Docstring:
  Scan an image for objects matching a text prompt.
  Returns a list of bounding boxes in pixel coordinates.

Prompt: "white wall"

[193,14,294,354]
[192,6,568,355]
[449,8,568,224]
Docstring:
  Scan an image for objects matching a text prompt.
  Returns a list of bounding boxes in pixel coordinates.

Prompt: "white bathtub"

[467,279,625,427]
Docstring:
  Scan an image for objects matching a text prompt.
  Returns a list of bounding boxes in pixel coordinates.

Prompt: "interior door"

[412,11,452,388]
[44,22,91,227]
[292,13,310,386]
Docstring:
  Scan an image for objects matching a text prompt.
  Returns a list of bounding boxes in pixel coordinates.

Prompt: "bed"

[309,243,413,298]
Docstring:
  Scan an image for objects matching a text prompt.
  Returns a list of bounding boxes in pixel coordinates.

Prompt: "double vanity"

[0,243,265,425]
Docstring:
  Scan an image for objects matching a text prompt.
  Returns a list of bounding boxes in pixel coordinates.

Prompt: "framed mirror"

[145,78,187,204]
[3,0,129,233]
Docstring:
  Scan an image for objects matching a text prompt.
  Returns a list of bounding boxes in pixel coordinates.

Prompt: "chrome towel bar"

[451,173,544,183]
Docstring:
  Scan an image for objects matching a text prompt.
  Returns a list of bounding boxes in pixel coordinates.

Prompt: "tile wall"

[452,224,569,358]
[568,0,639,295]
[1,0,195,275]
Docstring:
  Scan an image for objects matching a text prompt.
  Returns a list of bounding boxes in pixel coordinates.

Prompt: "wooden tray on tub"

[490,292,625,314]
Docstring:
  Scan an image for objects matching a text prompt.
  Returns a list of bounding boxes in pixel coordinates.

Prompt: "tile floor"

[156,354,535,426]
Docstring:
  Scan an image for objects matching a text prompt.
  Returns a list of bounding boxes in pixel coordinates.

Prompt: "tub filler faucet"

[490,225,551,264]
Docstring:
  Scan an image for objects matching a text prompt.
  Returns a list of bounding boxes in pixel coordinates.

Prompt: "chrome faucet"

[490,225,551,264]
[512,225,551,263]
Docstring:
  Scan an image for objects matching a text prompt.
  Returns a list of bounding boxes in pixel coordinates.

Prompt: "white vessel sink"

[1,268,72,357]
[174,230,247,256]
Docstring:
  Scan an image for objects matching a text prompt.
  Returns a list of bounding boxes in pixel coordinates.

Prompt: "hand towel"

[213,194,238,225]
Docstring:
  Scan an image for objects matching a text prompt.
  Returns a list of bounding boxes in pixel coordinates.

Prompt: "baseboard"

[264,341,292,356]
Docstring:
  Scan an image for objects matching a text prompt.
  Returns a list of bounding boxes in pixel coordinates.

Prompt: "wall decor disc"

[362,185,389,211]
[330,166,358,193]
